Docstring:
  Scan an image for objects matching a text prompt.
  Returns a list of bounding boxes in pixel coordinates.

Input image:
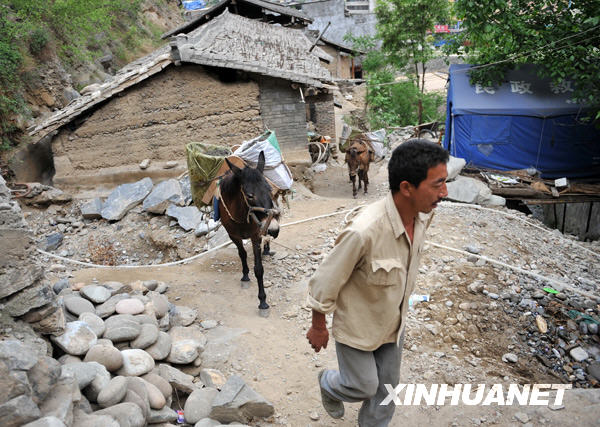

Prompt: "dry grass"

[87,236,117,266]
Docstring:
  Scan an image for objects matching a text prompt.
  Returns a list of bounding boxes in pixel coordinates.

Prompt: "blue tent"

[443,64,600,179]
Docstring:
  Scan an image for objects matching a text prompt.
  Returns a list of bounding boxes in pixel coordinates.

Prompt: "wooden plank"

[555,203,566,233]
[541,204,557,228]
[586,202,600,240]
[564,202,590,239]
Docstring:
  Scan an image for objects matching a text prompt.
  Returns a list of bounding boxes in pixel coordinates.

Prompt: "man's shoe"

[318,369,344,419]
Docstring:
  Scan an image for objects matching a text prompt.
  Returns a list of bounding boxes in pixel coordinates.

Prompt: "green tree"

[344,34,445,129]
[450,0,600,118]
[375,0,450,95]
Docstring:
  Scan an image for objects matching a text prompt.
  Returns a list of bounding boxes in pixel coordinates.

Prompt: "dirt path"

[67,160,599,426]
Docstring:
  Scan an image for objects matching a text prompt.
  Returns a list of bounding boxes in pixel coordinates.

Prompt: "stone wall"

[258,76,308,152]
[306,92,336,140]
[0,177,64,335]
[52,65,263,182]
[300,0,377,47]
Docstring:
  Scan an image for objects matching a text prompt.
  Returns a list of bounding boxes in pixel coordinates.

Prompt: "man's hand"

[306,310,329,352]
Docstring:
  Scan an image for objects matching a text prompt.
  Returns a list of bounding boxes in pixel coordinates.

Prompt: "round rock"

[169,305,197,327]
[64,296,96,316]
[143,379,166,409]
[126,377,151,419]
[97,376,128,407]
[141,373,172,400]
[104,314,141,342]
[79,312,106,338]
[95,402,145,427]
[61,361,100,389]
[118,349,155,376]
[116,298,146,315]
[183,387,218,424]
[51,321,97,356]
[130,324,159,349]
[80,285,112,304]
[147,292,169,319]
[166,340,199,365]
[123,390,148,420]
[84,344,124,372]
[144,332,172,361]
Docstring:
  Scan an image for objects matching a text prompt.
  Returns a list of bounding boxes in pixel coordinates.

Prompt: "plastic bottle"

[408,294,430,310]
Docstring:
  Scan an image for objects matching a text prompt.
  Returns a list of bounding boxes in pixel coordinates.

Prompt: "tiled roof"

[173,10,332,86]
[28,10,330,143]
[161,0,311,40]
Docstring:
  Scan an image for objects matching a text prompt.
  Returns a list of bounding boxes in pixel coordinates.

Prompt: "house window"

[345,0,371,14]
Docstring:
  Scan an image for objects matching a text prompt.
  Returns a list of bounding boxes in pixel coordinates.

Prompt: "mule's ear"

[256,151,265,173]
[225,158,242,178]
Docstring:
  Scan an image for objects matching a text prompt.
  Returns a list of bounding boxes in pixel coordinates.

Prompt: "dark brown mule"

[219,151,280,315]
[345,138,372,198]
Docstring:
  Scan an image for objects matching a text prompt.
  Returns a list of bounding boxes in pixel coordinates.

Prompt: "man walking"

[306,139,449,426]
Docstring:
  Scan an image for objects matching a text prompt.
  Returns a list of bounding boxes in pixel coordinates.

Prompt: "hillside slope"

[0,0,185,179]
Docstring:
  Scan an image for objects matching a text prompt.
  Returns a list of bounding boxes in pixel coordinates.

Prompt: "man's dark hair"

[388,139,449,192]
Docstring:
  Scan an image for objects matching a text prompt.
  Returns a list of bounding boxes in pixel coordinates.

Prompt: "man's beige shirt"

[307,193,431,351]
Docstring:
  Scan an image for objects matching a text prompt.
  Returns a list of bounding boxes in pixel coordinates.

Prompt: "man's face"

[410,163,448,213]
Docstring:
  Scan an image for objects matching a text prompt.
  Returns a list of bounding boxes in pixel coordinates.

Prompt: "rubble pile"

[22,175,226,267]
[406,201,600,389]
[0,176,274,427]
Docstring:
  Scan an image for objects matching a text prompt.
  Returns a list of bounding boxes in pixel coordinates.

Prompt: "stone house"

[300,0,378,47]
[306,33,362,79]
[23,9,335,187]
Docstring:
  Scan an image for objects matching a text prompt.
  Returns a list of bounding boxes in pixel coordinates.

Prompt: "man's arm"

[306,229,364,352]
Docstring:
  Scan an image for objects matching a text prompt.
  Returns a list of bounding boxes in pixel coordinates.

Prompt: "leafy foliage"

[450,0,600,118]
[344,16,447,130]
[0,0,144,151]
[375,0,450,93]
[366,75,445,129]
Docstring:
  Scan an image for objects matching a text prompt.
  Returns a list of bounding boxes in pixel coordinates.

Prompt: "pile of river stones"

[5,279,273,427]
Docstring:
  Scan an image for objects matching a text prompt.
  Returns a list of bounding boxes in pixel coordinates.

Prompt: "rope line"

[36,202,597,300]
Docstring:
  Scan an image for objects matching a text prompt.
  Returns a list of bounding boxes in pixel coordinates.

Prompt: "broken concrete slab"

[446,155,466,181]
[209,375,274,424]
[142,179,184,214]
[80,198,103,220]
[101,178,153,221]
[446,176,505,206]
[165,204,203,231]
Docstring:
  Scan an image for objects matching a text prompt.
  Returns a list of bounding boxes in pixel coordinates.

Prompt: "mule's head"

[226,151,280,237]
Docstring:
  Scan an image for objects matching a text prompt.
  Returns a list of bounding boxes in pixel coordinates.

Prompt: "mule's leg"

[364,170,369,194]
[350,174,357,198]
[251,235,269,314]
[357,170,363,190]
[231,237,250,286]
[262,241,274,256]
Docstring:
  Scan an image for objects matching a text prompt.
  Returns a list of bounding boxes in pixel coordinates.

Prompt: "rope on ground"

[35,202,597,299]
[426,241,597,300]
[36,240,232,269]
[35,206,364,269]
[439,201,600,260]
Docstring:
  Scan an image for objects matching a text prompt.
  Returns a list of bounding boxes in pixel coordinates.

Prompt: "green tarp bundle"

[186,142,232,208]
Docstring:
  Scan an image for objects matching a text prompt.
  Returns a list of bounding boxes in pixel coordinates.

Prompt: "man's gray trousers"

[320,337,404,427]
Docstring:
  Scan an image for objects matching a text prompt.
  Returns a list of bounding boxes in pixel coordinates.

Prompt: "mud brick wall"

[320,45,353,79]
[306,92,336,140]
[51,64,263,176]
[258,76,307,151]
